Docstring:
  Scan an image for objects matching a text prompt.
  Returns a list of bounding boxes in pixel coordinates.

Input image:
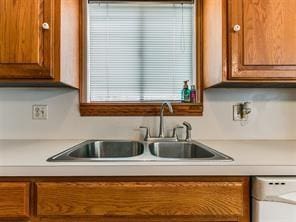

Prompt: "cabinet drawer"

[37,181,244,217]
[0,182,30,218]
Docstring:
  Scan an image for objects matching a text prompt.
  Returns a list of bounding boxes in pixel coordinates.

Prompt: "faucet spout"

[159,102,174,138]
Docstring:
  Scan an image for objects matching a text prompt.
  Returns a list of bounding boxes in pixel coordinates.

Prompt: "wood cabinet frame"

[79,0,204,116]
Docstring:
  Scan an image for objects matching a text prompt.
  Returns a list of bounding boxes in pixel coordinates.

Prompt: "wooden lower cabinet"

[38,218,243,222]
[0,177,250,222]
[0,182,30,220]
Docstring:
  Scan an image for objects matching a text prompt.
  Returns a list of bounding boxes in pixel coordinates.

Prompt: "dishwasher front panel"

[253,199,296,222]
[253,177,296,222]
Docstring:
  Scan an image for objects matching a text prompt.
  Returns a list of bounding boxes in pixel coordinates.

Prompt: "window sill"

[80,102,203,116]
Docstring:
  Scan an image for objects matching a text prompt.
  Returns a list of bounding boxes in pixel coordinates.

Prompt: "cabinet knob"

[233,24,241,32]
[42,23,50,30]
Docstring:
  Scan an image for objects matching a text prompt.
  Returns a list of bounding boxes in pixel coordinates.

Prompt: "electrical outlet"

[233,102,251,121]
[32,105,48,120]
[233,104,245,121]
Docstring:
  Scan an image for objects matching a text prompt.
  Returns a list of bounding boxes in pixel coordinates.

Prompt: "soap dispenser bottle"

[181,80,191,103]
[190,84,197,103]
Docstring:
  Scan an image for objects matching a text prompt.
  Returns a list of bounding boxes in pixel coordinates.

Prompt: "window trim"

[79,0,203,116]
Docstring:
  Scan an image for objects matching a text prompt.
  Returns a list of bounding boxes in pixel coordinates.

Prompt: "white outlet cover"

[32,105,48,120]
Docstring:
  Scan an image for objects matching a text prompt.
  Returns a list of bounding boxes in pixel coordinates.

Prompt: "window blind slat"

[88,3,193,102]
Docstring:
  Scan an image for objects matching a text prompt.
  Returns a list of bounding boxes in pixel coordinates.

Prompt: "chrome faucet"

[140,114,192,142]
[159,102,173,138]
[140,102,179,141]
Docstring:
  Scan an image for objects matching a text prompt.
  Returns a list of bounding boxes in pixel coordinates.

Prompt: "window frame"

[79,0,203,116]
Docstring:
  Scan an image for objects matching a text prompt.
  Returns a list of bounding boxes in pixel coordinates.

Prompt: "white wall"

[1,88,296,140]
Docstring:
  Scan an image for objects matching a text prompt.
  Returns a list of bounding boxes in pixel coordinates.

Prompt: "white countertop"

[0,139,295,176]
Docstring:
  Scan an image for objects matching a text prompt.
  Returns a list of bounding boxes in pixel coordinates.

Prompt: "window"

[80,0,202,116]
[88,2,193,102]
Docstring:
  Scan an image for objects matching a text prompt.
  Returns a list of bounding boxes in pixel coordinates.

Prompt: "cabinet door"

[0,182,30,218]
[229,0,296,80]
[36,181,244,217]
[0,0,53,79]
[38,218,238,222]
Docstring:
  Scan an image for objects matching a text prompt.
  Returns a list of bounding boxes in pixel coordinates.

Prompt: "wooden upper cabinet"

[0,0,80,87]
[230,0,296,80]
[204,0,296,87]
[0,0,52,79]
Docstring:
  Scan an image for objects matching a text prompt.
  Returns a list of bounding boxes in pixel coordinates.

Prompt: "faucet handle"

[172,126,183,140]
[183,121,192,130]
[139,126,151,141]
[183,121,192,141]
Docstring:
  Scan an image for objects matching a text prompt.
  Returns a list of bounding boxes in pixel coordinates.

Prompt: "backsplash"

[0,88,296,140]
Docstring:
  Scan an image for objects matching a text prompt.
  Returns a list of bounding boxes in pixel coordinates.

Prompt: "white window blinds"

[87,2,194,102]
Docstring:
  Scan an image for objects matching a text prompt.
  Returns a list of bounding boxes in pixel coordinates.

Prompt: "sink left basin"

[47,140,144,161]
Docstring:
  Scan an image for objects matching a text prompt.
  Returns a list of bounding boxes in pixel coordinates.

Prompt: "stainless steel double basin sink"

[47,140,233,162]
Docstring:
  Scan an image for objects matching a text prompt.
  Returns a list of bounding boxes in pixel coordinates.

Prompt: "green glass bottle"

[181,80,191,103]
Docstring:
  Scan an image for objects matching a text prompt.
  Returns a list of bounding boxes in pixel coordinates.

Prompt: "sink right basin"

[149,141,232,160]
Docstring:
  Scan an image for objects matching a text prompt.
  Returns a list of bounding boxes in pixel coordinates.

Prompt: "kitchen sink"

[47,140,144,161]
[48,107,234,162]
[48,140,233,162]
[149,141,233,160]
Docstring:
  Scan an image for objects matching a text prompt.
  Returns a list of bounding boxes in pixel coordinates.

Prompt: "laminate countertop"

[0,140,295,176]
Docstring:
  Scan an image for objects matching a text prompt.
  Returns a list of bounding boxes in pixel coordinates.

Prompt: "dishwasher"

[252,177,296,222]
